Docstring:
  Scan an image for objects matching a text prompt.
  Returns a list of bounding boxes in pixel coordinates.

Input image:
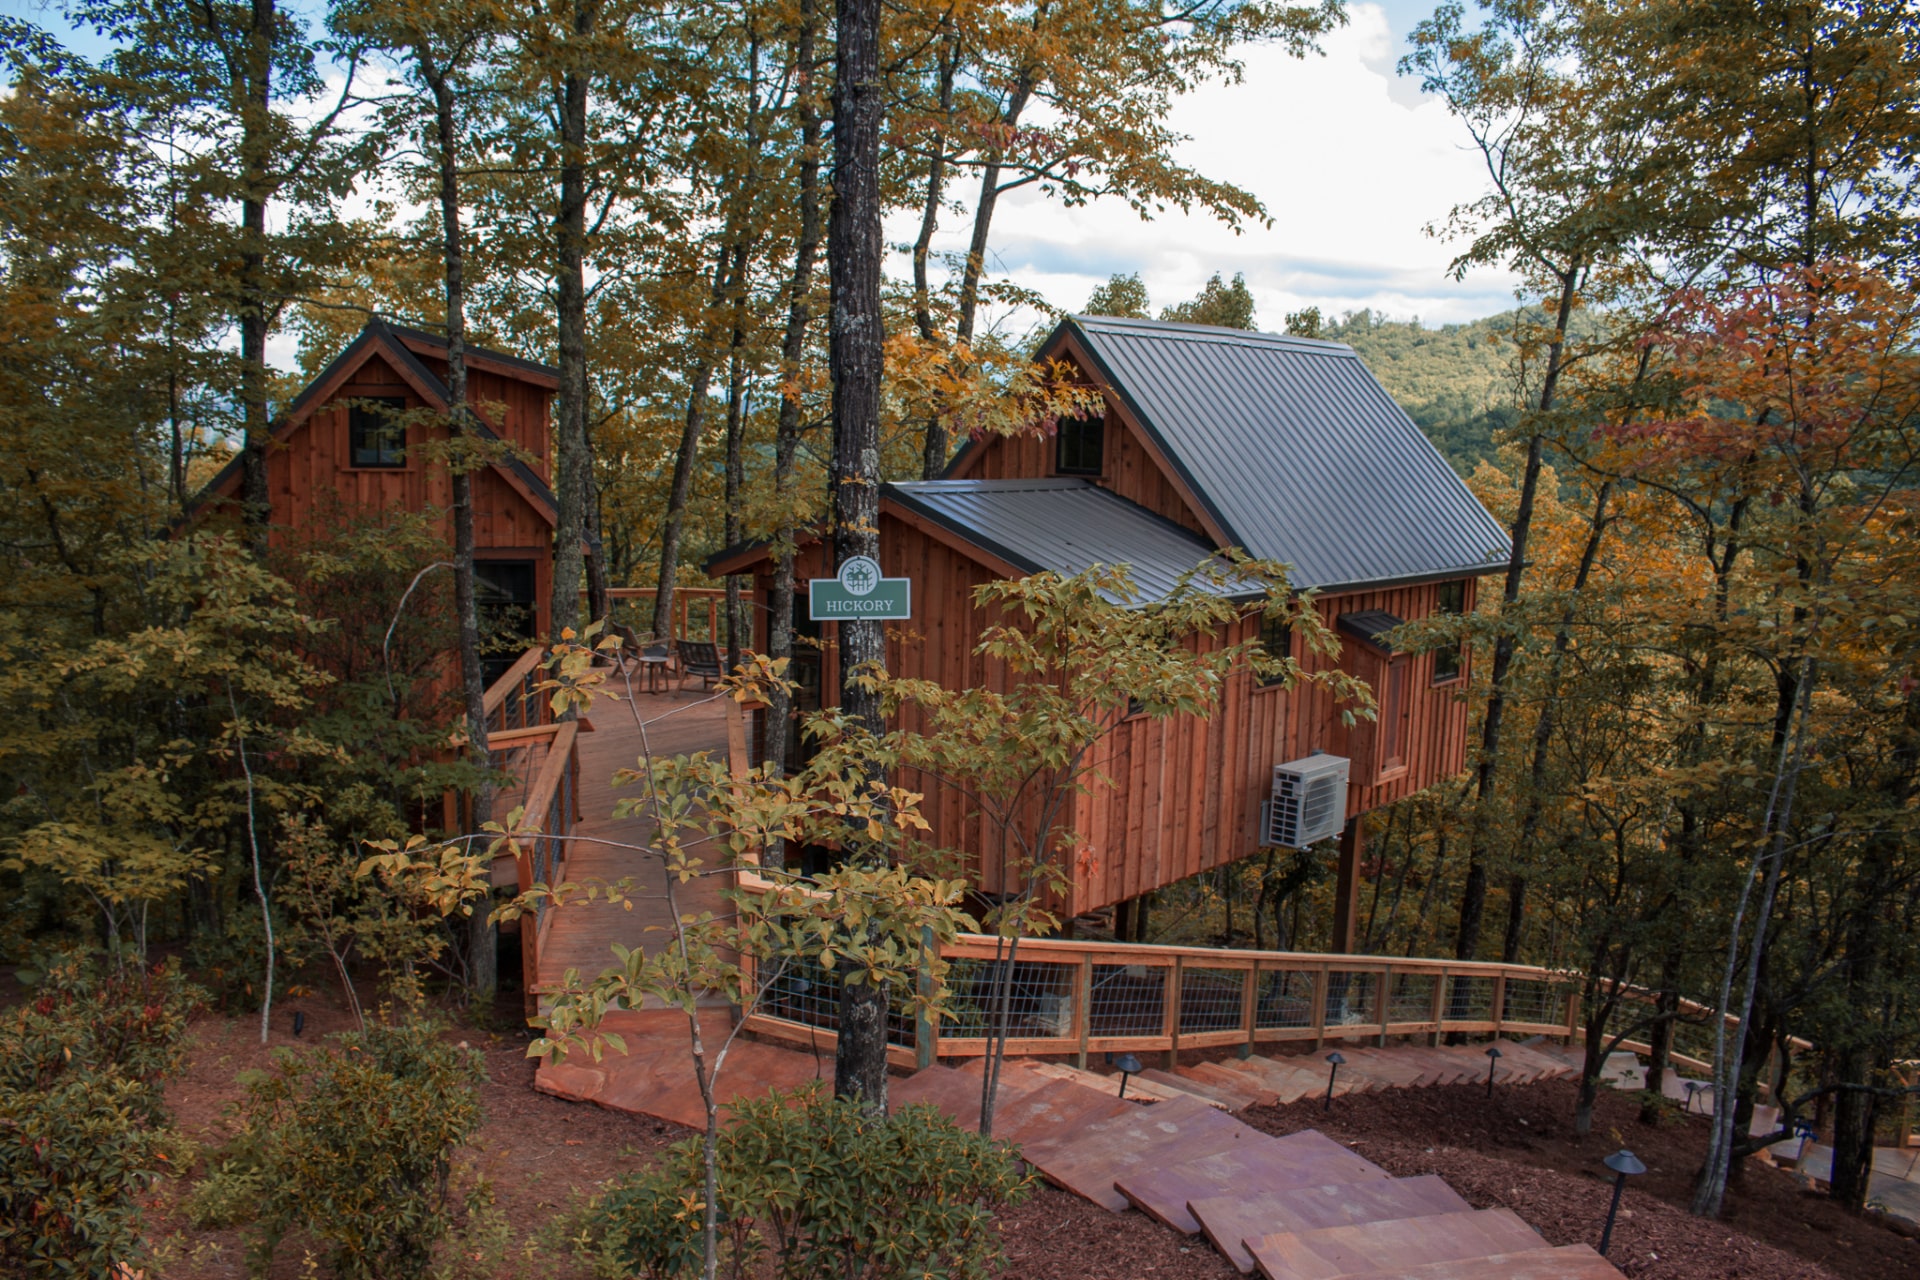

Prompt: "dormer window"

[1055,411,1104,475]
[349,397,409,468]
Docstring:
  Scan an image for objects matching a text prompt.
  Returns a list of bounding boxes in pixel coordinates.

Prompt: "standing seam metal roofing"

[1064,315,1511,591]
[885,478,1252,604]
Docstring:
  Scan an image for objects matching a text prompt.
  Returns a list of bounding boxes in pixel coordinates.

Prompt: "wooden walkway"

[530,678,737,1005]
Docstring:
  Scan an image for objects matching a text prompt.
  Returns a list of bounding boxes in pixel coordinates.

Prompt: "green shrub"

[0,952,198,1278]
[588,1084,1031,1280]
[207,1018,484,1279]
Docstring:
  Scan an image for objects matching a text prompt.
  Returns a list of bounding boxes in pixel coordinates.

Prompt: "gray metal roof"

[885,478,1252,604]
[1057,315,1511,591]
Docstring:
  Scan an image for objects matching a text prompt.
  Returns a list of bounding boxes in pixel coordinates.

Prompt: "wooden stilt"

[1332,817,1365,954]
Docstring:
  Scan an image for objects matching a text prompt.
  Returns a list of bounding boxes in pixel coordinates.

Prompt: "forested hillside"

[1323,310,1518,472]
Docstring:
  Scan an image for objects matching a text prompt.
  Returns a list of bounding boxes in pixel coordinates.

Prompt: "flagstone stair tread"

[1325,1244,1621,1279]
[1189,1175,1473,1273]
[1113,1130,1392,1233]
[1245,1207,1547,1280]
[1023,1093,1267,1212]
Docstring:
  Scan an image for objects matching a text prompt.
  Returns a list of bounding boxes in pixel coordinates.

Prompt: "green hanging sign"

[809,555,912,620]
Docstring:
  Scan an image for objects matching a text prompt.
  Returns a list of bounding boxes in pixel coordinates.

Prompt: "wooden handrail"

[482,646,546,718]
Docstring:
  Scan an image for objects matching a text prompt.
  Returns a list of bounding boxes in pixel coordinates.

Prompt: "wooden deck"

[529,678,737,1006]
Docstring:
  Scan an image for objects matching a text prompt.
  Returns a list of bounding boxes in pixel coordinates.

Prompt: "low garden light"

[1323,1051,1345,1111]
[1597,1148,1646,1256]
[1114,1052,1144,1099]
[1682,1080,1706,1114]
[1484,1045,1502,1098]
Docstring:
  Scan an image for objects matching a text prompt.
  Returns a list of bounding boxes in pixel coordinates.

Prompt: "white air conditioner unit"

[1265,754,1350,848]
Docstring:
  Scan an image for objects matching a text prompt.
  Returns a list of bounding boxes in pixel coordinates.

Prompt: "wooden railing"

[604,586,728,647]
[512,718,582,1016]
[743,934,1584,1072]
[483,646,550,732]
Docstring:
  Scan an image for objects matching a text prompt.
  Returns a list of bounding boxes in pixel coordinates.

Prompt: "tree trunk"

[549,4,598,640]
[830,0,889,1115]
[1455,263,1580,962]
[722,344,748,674]
[237,0,276,554]
[762,0,824,799]
[422,44,496,1005]
[953,77,1034,346]
[913,28,958,479]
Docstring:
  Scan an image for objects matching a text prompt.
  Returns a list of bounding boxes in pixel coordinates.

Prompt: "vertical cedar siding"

[255,348,558,640]
[780,502,1477,919]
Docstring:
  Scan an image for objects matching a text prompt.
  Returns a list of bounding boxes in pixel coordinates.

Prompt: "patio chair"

[677,639,723,689]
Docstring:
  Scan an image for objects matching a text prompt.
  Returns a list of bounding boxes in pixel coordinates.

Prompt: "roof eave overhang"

[1304,559,1513,597]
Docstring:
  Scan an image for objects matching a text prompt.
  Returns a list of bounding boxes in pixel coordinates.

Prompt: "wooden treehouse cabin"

[191,319,561,670]
[712,315,1510,952]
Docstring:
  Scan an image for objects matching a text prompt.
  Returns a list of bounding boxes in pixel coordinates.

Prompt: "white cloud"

[901,4,1521,335]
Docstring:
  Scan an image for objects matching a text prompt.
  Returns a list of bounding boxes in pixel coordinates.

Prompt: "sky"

[3,0,1521,343]
[930,1,1522,336]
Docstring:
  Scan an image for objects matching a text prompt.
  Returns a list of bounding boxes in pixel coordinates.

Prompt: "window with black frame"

[1055,411,1104,475]
[1433,579,1466,684]
[1257,613,1291,688]
[348,396,408,468]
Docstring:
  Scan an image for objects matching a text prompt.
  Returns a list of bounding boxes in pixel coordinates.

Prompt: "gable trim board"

[947,315,1510,594]
[188,318,559,526]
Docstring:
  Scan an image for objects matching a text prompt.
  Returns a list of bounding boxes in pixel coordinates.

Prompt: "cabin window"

[1380,656,1409,773]
[1055,411,1104,475]
[348,396,408,467]
[1432,579,1466,685]
[1257,614,1291,688]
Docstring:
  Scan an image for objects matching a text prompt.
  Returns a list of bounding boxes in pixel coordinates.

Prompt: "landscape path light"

[1323,1051,1345,1111]
[1114,1052,1144,1099]
[1484,1044,1502,1098]
[1597,1148,1646,1256]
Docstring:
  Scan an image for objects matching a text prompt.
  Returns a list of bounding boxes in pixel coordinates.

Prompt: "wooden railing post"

[1491,971,1509,1039]
[1377,964,1393,1048]
[1075,953,1094,1069]
[1163,956,1184,1070]
[1565,987,1582,1048]
[1428,967,1448,1047]
[1240,960,1260,1060]
[1311,964,1330,1051]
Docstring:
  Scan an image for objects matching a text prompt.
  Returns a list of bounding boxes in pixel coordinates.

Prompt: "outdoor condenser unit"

[1264,754,1351,848]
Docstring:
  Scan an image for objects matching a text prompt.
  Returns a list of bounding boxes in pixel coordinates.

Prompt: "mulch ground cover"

[25,962,1909,1280]
[1241,1072,1920,1280]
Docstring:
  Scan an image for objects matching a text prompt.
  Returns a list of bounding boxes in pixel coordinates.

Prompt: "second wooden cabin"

[714,315,1510,949]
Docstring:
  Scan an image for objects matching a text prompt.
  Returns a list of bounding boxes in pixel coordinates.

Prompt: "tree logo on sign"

[838,556,881,597]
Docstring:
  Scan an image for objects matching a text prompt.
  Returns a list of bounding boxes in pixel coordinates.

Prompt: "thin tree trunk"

[656,244,740,644]
[914,28,958,479]
[549,3,599,640]
[1455,264,1580,962]
[723,344,748,674]
[420,43,497,1006]
[762,0,823,799]
[953,77,1034,345]
[830,0,889,1115]
[237,0,276,555]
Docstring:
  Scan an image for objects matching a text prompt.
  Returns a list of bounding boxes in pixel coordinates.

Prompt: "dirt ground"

[98,994,1920,1279]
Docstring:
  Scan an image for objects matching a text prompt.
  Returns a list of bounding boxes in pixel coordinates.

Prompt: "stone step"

[1183,1060,1281,1108]
[1023,1093,1265,1212]
[1140,1066,1251,1110]
[1189,1175,1472,1274]
[1246,1207,1545,1280]
[1326,1244,1623,1279]
[1221,1055,1326,1104]
[1113,1130,1391,1233]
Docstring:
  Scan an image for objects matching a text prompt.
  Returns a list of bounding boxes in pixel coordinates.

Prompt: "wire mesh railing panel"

[940,957,1079,1040]
[1387,972,1438,1023]
[1254,968,1317,1029]
[1178,967,1246,1036]
[1089,963,1169,1038]
[1324,971,1379,1028]
[1443,975,1495,1023]
[757,956,918,1047]
[1502,978,1561,1026]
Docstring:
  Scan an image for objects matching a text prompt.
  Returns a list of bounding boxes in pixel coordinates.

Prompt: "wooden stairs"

[890,1054,1623,1280]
